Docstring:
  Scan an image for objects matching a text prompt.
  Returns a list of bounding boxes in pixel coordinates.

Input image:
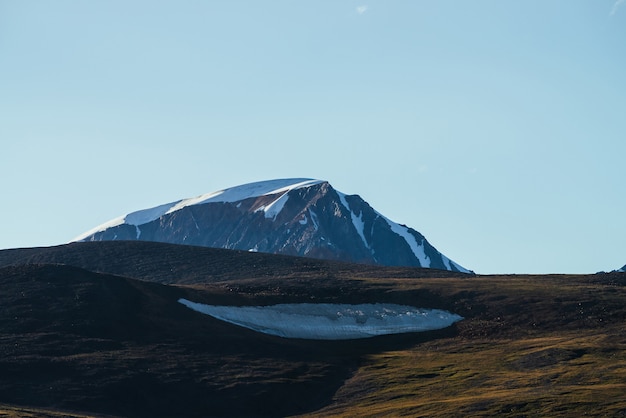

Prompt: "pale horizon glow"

[1,1,624,274]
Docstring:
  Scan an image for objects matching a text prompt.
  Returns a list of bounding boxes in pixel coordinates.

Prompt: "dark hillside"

[0,264,423,417]
[0,241,469,284]
[1,242,626,416]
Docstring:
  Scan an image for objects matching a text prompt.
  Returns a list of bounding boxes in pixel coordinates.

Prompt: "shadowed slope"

[0,241,469,285]
[2,242,626,417]
[0,264,411,417]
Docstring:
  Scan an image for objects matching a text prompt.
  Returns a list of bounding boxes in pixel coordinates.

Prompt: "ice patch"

[178,299,463,340]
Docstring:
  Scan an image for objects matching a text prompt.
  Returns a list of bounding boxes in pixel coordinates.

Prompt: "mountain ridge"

[0,241,470,286]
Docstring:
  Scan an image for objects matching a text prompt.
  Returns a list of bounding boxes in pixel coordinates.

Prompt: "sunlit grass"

[301,330,626,417]
[298,273,626,417]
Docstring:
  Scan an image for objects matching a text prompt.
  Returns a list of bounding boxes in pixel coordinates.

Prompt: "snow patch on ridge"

[71,178,323,242]
[337,191,350,212]
[167,178,323,214]
[178,299,463,340]
[71,201,182,242]
[71,216,126,242]
[262,193,289,220]
[385,219,431,268]
[337,191,369,249]
[126,202,180,226]
[352,211,369,249]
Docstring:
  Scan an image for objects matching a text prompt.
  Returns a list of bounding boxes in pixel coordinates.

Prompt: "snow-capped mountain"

[618,265,626,273]
[73,178,470,273]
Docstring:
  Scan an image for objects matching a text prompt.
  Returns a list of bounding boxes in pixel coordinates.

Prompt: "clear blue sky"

[1,1,625,274]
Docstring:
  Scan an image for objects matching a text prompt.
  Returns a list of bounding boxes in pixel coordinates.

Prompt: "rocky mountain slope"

[72,178,470,272]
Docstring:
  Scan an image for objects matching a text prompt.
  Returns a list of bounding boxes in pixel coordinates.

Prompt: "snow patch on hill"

[178,299,463,340]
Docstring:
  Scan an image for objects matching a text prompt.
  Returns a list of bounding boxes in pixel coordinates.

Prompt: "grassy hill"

[1,242,625,417]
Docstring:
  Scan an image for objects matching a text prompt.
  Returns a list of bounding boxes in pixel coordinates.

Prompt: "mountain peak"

[188,178,326,206]
[73,179,327,241]
[73,178,471,273]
